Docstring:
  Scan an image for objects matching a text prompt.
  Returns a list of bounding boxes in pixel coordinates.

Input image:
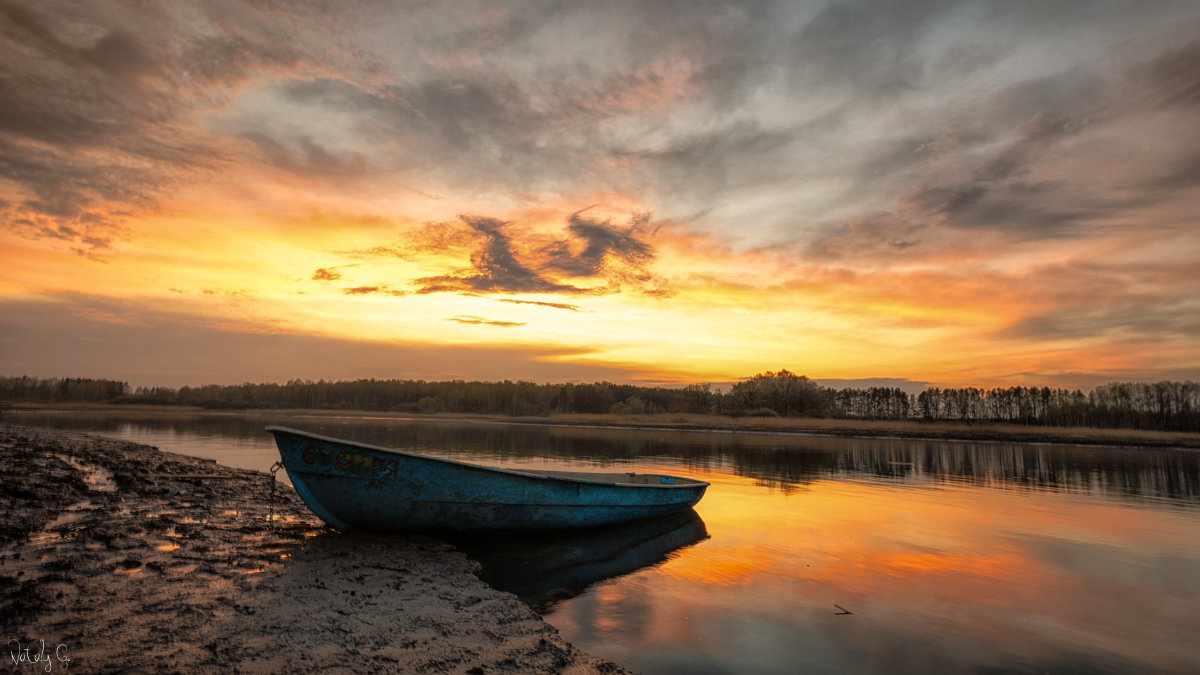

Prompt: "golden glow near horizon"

[2,1,1199,388]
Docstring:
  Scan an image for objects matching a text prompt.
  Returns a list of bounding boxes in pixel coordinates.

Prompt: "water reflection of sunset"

[551,469,1200,674]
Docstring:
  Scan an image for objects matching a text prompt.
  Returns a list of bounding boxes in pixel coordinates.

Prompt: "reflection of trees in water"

[728,441,1200,504]
[11,411,1199,505]
[7,411,271,440]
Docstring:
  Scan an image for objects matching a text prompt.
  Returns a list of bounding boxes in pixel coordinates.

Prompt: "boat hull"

[267,426,709,532]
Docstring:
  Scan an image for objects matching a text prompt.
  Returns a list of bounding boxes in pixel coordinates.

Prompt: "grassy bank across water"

[9,403,1200,449]
[540,413,1200,449]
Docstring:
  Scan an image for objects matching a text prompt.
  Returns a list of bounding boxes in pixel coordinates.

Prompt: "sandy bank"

[0,425,627,674]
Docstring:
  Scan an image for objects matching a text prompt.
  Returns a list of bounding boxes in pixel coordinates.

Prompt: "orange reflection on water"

[872,549,1028,577]
[550,467,1200,673]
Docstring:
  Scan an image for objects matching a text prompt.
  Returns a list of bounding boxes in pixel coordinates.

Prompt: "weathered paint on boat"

[266,426,710,532]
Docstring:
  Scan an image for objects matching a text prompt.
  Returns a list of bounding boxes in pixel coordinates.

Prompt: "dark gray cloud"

[410,213,667,297]
[178,30,308,89]
[1148,150,1200,193]
[241,132,367,179]
[617,122,800,207]
[814,34,1199,241]
[0,2,164,147]
[538,211,654,277]
[5,0,1200,285]
[279,73,582,195]
[996,259,1200,343]
[0,4,171,255]
[805,212,925,260]
[1136,38,1200,109]
[0,0,336,255]
[262,2,788,202]
[786,0,955,102]
[902,180,1102,238]
[784,0,1163,107]
[1000,298,1200,343]
[414,216,587,295]
[742,1,1200,248]
[854,65,1120,236]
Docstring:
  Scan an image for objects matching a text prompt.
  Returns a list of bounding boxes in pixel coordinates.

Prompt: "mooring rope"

[268,461,284,530]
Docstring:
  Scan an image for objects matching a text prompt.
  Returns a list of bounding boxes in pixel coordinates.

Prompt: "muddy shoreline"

[0,425,627,673]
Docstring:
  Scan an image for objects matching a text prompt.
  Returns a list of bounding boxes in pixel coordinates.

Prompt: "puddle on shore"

[57,455,117,492]
[114,559,143,574]
[266,514,307,524]
[27,502,94,545]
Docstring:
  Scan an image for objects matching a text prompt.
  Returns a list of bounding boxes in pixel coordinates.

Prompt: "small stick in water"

[834,604,853,615]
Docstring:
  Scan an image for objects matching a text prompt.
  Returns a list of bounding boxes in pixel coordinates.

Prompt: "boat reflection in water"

[452,509,709,613]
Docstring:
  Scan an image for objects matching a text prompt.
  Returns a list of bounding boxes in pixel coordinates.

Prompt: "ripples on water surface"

[10,410,1200,674]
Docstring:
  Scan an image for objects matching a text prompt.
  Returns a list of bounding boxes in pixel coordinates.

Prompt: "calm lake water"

[9,410,1200,674]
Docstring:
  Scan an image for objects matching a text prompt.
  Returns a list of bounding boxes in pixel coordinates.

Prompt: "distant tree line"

[1,372,1197,432]
[0,376,129,403]
[828,380,1200,432]
[0,375,711,417]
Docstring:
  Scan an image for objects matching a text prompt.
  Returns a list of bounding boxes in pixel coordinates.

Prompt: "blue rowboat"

[266,426,710,532]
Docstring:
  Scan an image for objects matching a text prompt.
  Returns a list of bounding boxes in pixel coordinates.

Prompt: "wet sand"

[0,425,627,673]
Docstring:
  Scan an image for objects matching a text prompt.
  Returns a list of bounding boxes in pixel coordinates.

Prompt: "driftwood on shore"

[0,425,626,674]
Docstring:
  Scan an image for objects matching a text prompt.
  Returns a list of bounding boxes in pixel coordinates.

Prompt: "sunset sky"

[2,0,1199,390]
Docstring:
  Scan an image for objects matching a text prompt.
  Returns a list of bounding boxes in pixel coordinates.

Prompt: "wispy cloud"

[342,285,406,297]
[494,298,584,312]
[446,315,525,328]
